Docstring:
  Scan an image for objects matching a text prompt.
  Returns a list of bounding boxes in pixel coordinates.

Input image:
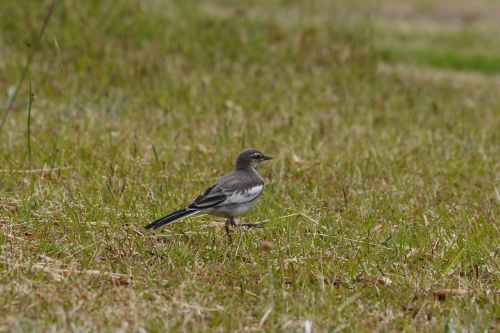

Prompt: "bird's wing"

[220,182,264,205]
[190,184,227,209]
[189,171,264,209]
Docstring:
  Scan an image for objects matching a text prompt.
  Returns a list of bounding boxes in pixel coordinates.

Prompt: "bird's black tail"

[145,208,199,230]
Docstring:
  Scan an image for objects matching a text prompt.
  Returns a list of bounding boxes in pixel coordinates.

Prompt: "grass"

[0,0,499,331]
[379,48,500,75]
[376,25,500,75]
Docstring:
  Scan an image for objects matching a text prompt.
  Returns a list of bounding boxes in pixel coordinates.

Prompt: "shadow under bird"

[145,148,273,239]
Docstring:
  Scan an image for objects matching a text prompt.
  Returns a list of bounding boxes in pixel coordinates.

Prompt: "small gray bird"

[145,148,273,238]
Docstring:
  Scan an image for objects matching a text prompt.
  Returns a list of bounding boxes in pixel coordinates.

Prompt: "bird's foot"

[225,218,237,227]
[224,218,236,243]
[237,222,266,228]
[223,218,264,242]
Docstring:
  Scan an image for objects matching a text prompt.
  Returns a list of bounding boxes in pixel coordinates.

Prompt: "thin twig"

[253,212,300,224]
[64,240,103,259]
[342,183,350,210]
[259,306,273,327]
[0,166,73,173]
[285,207,326,229]
[305,233,392,250]
[27,71,33,169]
[0,260,130,281]
[0,0,59,134]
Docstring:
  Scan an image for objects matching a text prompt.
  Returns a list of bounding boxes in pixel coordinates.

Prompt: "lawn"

[0,0,499,331]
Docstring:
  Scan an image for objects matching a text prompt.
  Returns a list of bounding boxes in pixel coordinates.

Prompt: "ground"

[0,0,499,331]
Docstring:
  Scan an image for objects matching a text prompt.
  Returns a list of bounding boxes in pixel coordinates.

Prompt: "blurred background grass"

[0,0,499,331]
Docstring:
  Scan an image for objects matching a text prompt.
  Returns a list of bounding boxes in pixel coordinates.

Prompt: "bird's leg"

[224,218,236,242]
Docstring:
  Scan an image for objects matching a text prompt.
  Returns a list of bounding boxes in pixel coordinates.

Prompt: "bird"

[145,148,273,240]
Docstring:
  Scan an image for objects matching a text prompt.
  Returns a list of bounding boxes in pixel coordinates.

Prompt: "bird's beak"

[262,155,273,161]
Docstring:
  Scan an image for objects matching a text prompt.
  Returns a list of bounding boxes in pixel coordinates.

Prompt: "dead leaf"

[260,240,274,251]
[111,276,132,286]
[377,276,393,286]
[406,248,421,259]
[433,288,467,300]
[292,154,302,163]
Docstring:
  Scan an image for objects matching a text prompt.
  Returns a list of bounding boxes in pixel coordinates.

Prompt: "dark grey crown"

[235,148,273,170]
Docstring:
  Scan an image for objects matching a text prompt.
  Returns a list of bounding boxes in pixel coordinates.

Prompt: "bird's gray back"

[189,168,264,210]
[215,169,264,192]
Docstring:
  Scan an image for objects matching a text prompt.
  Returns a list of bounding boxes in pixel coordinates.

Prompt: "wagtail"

[145,148,273,239]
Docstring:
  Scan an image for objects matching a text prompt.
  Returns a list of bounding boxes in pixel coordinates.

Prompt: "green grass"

[380,48,500,74]
[1,0,499,331]
[376,26,500,74]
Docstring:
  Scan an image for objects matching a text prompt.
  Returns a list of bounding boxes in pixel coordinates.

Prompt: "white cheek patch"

[225,185,263,205]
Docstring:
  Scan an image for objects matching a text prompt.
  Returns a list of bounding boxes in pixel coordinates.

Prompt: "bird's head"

[235,148,273,170]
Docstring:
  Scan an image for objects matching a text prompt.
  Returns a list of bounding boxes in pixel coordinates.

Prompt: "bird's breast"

[209,195,262,218]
